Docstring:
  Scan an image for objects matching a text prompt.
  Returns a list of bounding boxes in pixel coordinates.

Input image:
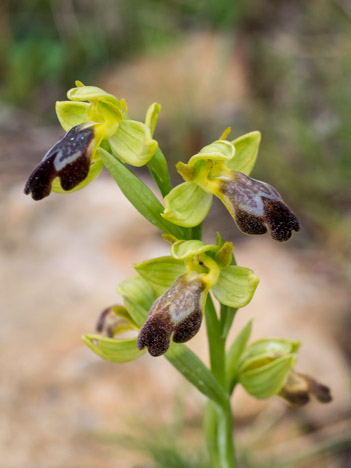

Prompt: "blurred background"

[1,0,351,467]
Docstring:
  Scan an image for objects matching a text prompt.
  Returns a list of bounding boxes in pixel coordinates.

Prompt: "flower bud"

[279,370,332,406]
[137,274,206,357]
[237,338,299,399]
[219,172,300,242]
[24,123,98,200]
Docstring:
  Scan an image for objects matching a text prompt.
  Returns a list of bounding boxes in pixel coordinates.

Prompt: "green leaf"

[162,182,213,227]
[165,342,227,407]
[171,239,218,260]
[212,266,259,308]
[134,256,186,295]
[98,147,184,237]
[189,140,235,165]
[51,158,103,194]
[109,120,158,167]
[238,355,296,399]
[226,320,252,393]
[226,131,261,175]
[82,335,145,362]
[55,101,90,132]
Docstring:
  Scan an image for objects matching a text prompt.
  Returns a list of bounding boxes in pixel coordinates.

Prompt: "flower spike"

[24,123,100,200]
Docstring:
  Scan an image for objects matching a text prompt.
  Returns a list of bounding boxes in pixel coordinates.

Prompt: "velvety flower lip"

[137,275,206,357]
[24,124,96,200]
[220,171,300,242]
[279,370,332,406]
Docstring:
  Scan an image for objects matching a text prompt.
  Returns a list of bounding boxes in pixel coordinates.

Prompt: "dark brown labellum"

[221,172,300,242]
[137,275,205,357]
[24,124,95,200]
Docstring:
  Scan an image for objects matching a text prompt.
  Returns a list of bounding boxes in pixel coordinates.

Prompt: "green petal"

[226,131,261,175]
[134,256,186,295]
[211,265,259,308]
[109,120,158,167]
[82,335,144,362]
[55,101,90,132]
[51,158,103,194]
[188,140,235,165]
[67,85,121,107]
[239,355,296,399]
[162,182,213,227]
[145,102,161,136]
[226,320,253,393]
[171,240,218,260]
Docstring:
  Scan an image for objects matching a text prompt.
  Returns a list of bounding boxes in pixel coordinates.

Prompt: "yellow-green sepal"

[162,182,213,227]
[51,158,103,194]
[134,256,186,295]
[188,140,235,165]
[116,275,156,327]
[116,275,156,310]
[171,239,218,260]
[238,354,297,399]
[109,120,158,167]
[82,335,145,362]
[226,131,261,175]
[67,84,121,108]
[55,101,90,132]
[211,265,259,308]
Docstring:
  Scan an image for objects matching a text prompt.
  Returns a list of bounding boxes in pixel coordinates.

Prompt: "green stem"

[205,402,220,468]
[216,402,236,468]
[205,295,236,467]
[220,305,238,340]
[205,296,226,388]
[192,222,203,241]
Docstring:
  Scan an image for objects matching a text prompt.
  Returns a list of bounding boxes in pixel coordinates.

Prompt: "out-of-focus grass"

[240,1,351,268]
[0,0,241,111]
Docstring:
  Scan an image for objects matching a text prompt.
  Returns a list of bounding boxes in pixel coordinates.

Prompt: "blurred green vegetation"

[1,0,350,267]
